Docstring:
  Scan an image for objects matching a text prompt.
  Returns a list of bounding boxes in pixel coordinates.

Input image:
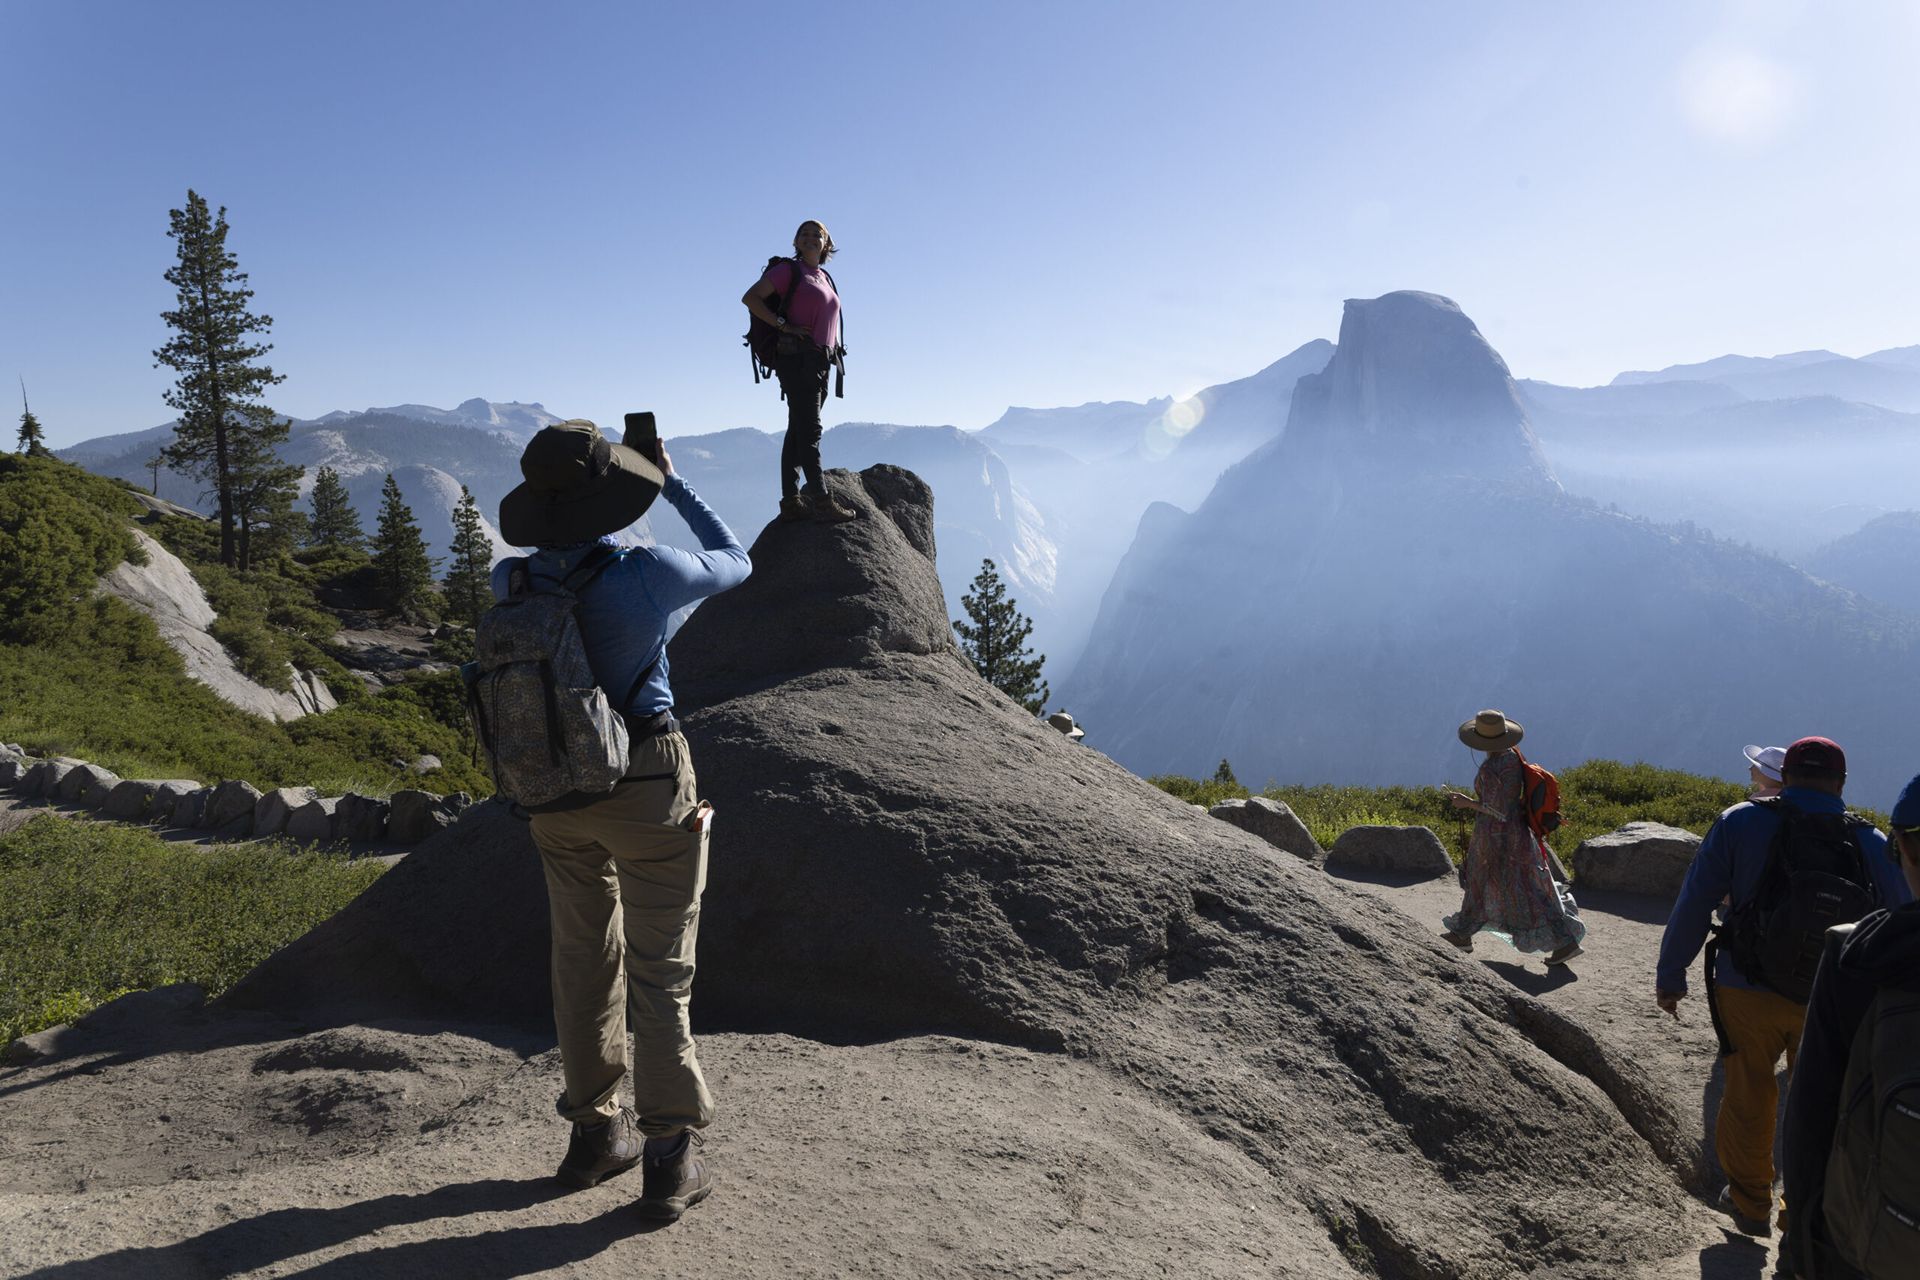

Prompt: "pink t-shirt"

[759,260,841,352]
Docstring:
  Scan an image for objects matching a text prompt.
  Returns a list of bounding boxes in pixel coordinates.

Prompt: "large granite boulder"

[1572,823,1703,897]
[225,466,1705,1277]
[386,790,467,844]
[285,797,340,844]
[254,787,320,838]
[1325,824,1456,878]
[20,759,77,800]
[148,780,203,824]
[102,780,164,821]
[1208,797,1324,862]
[0,757,30,788]
[57,763,119,805]
[168,787,211,829]
[201,779,263,834]
[335,793,390,843]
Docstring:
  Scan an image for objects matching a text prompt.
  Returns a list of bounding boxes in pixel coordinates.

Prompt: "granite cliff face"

[228,464,1709,1277]
[1063,292,1920,804]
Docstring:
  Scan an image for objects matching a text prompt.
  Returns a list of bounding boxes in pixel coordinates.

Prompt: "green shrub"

[0,816,385,1050]
[0,454,139,643]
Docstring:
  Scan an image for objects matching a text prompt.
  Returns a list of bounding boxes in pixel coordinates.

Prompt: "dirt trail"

[0,864,1787,1279]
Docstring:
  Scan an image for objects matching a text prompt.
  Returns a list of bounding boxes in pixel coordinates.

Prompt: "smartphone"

[622,411,658,456]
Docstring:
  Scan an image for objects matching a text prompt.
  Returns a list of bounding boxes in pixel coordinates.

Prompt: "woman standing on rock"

[1441,709,1586,966]
[741,219,857,524]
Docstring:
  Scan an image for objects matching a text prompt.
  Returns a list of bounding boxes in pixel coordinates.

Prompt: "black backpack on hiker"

[742,255,847,398]
[1821,973,1920,1276]
[1703,797,1881,1050]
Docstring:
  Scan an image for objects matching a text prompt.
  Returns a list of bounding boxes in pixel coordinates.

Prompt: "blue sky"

[5,0,1919,448]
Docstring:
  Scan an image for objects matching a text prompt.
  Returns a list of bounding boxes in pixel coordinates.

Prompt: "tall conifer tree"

[443,486,494,628]
[953,557,1050,714]
[306,465,366,551]
[152,190,287,566]
[372,473,440,616]
[16,381,47,456]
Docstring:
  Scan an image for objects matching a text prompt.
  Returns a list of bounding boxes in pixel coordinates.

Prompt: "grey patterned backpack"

[465,547,643,810]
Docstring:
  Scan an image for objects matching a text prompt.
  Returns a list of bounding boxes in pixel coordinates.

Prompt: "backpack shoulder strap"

[555,545,621,595]
[778,256,803,316]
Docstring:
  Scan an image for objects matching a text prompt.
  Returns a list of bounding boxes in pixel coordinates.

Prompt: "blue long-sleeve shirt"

[490,474,750,715]
[1655,786,1911,995]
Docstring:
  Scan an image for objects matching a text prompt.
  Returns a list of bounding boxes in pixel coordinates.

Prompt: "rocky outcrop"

[97,528,337,723]
[254,787,320,838]
[1573,822,1703,897]
[228,465,1703,1277]
[1325,825,1456,879]
[1208,797,1323,862]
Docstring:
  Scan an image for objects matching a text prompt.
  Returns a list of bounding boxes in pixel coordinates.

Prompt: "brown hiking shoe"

[810,494,858,523]
[556,1106,643,1190]
[637,1128,712,1221]
[778,494,812,522]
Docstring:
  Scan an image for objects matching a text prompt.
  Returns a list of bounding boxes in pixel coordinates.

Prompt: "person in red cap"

[1656,737,1911,1243]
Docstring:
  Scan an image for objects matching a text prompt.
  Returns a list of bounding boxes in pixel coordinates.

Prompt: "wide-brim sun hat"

[1458,708,1524,752]
[1046,711,1086,740]
[1742,744,1786,783]
[499,419,663,547]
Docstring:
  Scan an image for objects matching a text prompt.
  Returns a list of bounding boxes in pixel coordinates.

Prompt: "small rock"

[168,787,210,829]
[1572,822,1702,897]
[336,793,390,843]
[58,763,119,806]
[149,780,203,824]
[254,787,320,838]
[102,780,165,821]
[1326,825,1455,879]
[1,1024,69,1065]
[1208,797,1325,862]
[410,755,442,775]
[285,797,340,844]
[202,779,263,833]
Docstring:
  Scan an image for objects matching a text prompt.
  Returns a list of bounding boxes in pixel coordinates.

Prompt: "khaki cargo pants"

[530,730,713,1136]
[1716,983,1806,1228]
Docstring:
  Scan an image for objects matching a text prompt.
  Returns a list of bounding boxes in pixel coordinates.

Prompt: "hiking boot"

[1441,929,1474,953]
[1544,941,1584,967]
[556,1106,643,1190]
[778,494,812,522]
[637,1128,712,1222]
[1717,1186,1772,1238]
[809,494,858,523]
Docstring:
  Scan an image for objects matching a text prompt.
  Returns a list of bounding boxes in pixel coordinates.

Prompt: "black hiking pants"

[775,346,830,499]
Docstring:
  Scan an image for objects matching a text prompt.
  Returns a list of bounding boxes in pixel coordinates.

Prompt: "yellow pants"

[530,730,713,1136]
[1716,983,1806,1226]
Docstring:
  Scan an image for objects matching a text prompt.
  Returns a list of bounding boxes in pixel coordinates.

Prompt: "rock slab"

[1208,797,1324,862]
[1573,822,1702,897]
[1325,825,1456,879]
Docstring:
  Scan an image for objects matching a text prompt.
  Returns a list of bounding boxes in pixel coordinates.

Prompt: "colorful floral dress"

[1443,749,1585,953]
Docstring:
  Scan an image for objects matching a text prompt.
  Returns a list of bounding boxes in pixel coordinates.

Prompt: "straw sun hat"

[1458,709,1524,752]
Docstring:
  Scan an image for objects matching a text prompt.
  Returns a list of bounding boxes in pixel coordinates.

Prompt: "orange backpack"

[1513,750,1563,840]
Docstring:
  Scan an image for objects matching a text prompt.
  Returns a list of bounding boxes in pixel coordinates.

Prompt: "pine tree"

[228,428,303,571]
[152,190,287,567]
[953,557,1049,714]
[306,465,367,551]
[372,473,440,616]
[16,381,48,456]
[442,485,494,628]
[1212,759,1238,787]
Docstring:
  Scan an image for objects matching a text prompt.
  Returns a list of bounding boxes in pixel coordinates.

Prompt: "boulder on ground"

[168,787,210,829]
[202,779,263,832]
[386,789,464,843]
[1325,824,1456,879]
[335,793,389,843]
[0,758,30,788]
[1572,822,1702,897]
[149,780,203,824]
[20,760,77,799]
[1208,797,1325,862]
[285,797,340,844]
[410,754,442,775]
[102,780,164,821]
[57,763,118,805]
[254,786,320,838]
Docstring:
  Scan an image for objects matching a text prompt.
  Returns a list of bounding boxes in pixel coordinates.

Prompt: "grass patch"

[1151,758,1885,867]
[0,815,385,1050]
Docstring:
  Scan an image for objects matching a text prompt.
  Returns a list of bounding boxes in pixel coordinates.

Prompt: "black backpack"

[742,256,847,397]
[1721,797,1881,1004]
[1822,972,1920,1275]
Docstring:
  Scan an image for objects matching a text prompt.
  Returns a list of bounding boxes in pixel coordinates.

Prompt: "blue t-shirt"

[491,474,750,715]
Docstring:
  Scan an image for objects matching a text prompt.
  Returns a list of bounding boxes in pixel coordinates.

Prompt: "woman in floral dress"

[1441,709,1586,965]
